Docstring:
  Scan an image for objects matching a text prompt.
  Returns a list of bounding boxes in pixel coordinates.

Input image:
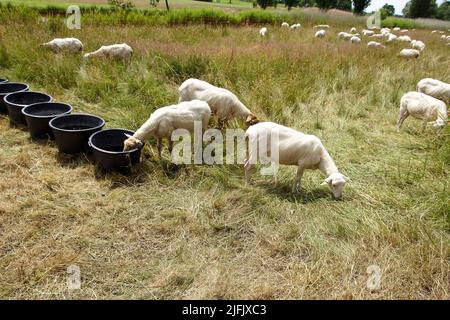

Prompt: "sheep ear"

[321,177,331,186]
[124,133,132,138]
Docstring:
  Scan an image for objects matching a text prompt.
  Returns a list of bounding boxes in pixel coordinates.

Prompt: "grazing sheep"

[259,27,268,37]
[290,23,301,30]
[417,78,450,103]
[431,30,440,34]
[393,27,401,31]
[387,33,398,42]
[83,43,133,60]
[397,35,412,42]
[381,28,391,35]
[244,122,349,199]
[399,48,420,58]
[396,92,448,131]
[367,41,385,48]
[350,27,357,33]
[411,40,426,51]
[123,100,211,156]
[362,29,375,36]
[338,32,353,40]
[41,37,83,53]
[441,35,447,39]
[315,30,326,38]
[314,24,330,29]
[370,33,386,39]
[178,78,258,127]
[281,22,289,28]
[401,29,409,33]
[350,36,361,44]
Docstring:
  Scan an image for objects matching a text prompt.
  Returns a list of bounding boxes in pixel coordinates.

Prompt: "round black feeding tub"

[4,91,52,125]
[49,113,105,154]
[0,82,29,113]
[22,102,73,139]
[88,129,143,173]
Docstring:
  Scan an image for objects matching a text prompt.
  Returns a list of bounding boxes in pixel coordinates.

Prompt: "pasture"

[0,7,449,299]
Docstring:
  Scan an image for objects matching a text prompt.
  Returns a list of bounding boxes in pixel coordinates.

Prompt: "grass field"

[0,7,449,299]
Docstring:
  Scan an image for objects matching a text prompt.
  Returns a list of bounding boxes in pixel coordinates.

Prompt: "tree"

[402,1,412,16]
[436,1,450,20]
[149,0,170,10]
[298,0,315,6]
[285,0,300,10]
[316,0,338,10]
[408,0,437,18]
[257,0,275,9]
[352,0,371,14]
[382,3,395,16]
[336,0,352,11]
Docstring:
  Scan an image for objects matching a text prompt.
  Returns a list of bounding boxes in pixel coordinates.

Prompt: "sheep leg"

[168,139,173,155]
[292,166,304,193]
[157,138,163,159]
[244,159,254,185]
[396,109,409,132]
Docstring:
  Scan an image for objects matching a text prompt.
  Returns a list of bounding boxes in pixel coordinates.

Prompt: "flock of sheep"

[36,26,450,200]
[259,22,450,59]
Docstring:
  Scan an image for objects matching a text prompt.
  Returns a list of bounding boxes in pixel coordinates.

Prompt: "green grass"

[0,7,449,299]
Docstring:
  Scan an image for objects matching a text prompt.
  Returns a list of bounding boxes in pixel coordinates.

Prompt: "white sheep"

[41,38,83,54]
[362,30,375,36]
[417,78,450,103]
[350,36,361,44]
[290,23,301,30]
[411,40,426,51]
[83,43,133,60]
[397,35,412,42]
[281,22,289,28]
[401,29,409,33]
[314,24,330,29]
[259,27,268,37]
[350,27,357,33]
[399,48,420,58]
[244,122,349,199]
[381,28,391,35]
[315,30,326,38]
[178,78,258,127]
[367,41,385,48]
[393,27,401,31]
[123,100,211,156]
[387,33,398,42]
[338,32,353,40]
[370,33,386,39]
[396,92,448,131]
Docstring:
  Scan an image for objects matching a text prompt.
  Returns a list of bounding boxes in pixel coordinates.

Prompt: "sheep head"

[321,172,350,200]
[123,134,143,151]
[245,114,260,127]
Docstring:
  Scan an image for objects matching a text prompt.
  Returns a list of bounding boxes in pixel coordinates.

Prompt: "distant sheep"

[290,23,301,30]
[399,48,420,59]
[411,40,426,51]
[417,78,450,103]
[244,122,349,199]
[315,30,326,38]
[397,35,412,42]
[350,27,357,33]
[178,78,258,126]
[338,32,353,40]
[281,22,289,28]
[314,24,330,29]
[350,36,361,44]
[400,29,409,33]
[83,43,133,60]
[41,38,83,54]
[397,92,448,131]
[362,30,375,36]
[123,100,211,157]
[259,27,268,37]
[393,27,401,31]
[370,33,386,39]
[367,41,385,48]
[387,33,398,42]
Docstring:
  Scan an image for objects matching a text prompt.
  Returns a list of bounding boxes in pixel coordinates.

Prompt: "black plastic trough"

[22,102,73,139]
[0,82,29,113]
[49,113,105,154]
[4,91,52,125]
[88,129,143,172]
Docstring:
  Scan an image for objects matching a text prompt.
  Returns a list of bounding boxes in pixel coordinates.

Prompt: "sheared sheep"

[350,36,361,44]
[315,30,326,38]
[350,27,357,33]
[123,100,211,157]
[367,41,385,48]
[178,78,258,127]
[281,22,289,28]
[290,23,301,30]
[417,78,450,103]
[397,35,412,42]
[411,40,426,51]
[393,27,401,31]
[399,48,420,58]
[41,38,83,53]
[244,122,350,199]
[387,33,398,42]
[397,92,448,131]
[259,27,268,37]
[314,24,330,29]
[83,43,133,60]
[362,30,375,36]
[338,32,353,40]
